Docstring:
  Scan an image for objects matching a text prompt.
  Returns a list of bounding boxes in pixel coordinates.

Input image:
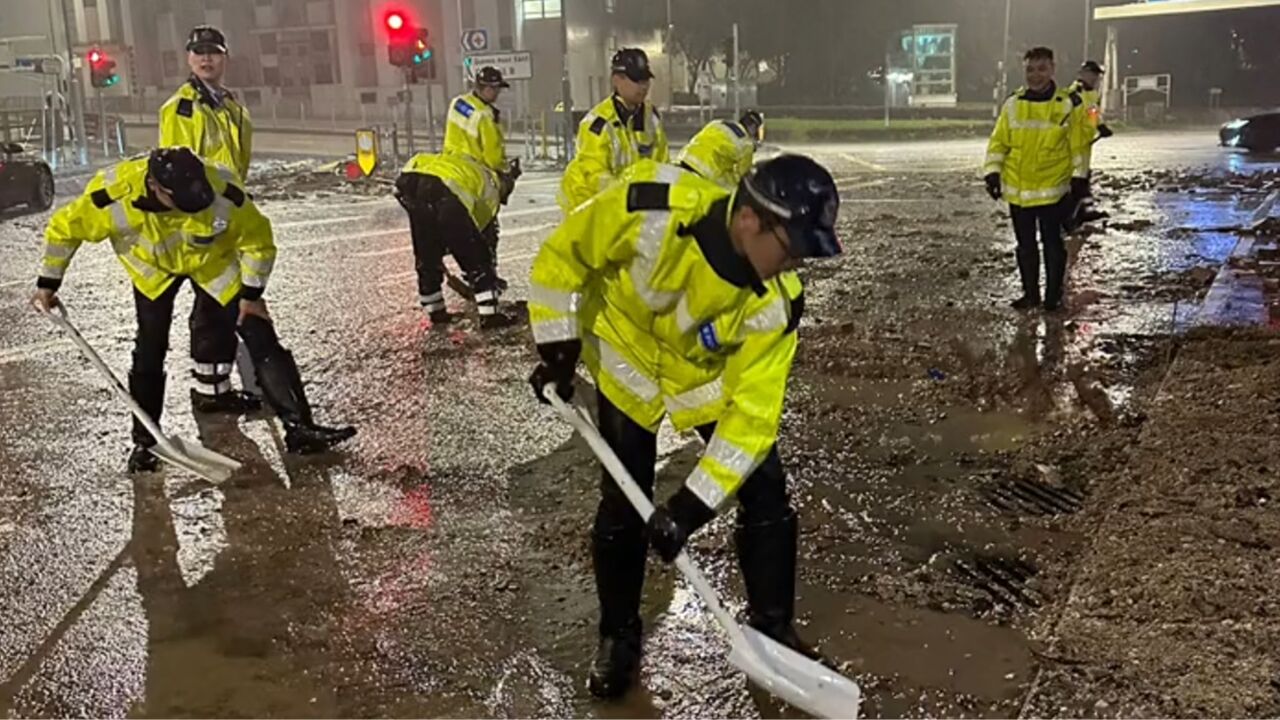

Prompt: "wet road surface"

[0,131,1277,718]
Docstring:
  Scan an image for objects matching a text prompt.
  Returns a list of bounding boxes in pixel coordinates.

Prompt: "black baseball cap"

[475,66,510,88]
[187,25,228,54]
[149,147,215,213]
[611,48,654,82]
[1081,60,1105,74]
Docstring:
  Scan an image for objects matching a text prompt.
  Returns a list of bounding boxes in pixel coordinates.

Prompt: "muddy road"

[0,131,1277,717]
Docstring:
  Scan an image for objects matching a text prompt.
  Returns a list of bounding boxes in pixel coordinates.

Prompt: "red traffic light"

[88,49,103,65]
[385,11,406,31]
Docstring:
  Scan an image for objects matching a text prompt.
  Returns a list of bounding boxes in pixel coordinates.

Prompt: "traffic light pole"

[97,87,108,157]
[59,0,88,165]
[403,67,416,155]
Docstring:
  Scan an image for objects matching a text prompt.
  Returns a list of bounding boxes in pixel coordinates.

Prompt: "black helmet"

[1080,60,1105,74]
[475,66,510,88]
[186,25,228,54]
[741,155,841,259]
[739,109,765,142]
[148,147,215,213]
[611,48,654,82]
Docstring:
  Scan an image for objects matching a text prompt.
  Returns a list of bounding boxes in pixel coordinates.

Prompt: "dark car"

[1220,112,1280,153]
[0,142,55,212]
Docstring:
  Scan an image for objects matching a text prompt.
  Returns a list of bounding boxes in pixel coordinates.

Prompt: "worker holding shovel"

[527,154,842,699]
[31,147,355,472]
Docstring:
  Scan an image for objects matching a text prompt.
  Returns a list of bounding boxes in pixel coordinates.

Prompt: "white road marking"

[842,154,889,172]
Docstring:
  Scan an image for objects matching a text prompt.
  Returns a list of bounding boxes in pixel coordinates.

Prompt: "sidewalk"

[1020,228,1280,717]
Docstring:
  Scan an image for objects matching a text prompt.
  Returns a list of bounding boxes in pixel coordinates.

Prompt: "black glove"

[984,173,1003,201]
[498,172,517,205]
[529,339,581,404]
[1097,123,1113,139]
[646,486,717,563]
[507,157,523,181]
[1071,177,1091,201]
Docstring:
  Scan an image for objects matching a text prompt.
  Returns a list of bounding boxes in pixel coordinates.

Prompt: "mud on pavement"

[3,150,1277,718]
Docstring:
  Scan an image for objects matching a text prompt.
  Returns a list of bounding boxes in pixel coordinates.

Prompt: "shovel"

[43,304,241,483]
[545,385,862,719]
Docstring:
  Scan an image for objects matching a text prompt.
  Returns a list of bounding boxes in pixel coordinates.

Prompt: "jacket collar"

[612,94,645,132]
[687,197,766,296]
[188,75,233,107]
[1020,81,1057,102]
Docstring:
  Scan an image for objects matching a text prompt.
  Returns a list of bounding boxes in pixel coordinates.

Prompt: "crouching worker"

[395,152,518,329]
[527,154,842,698]
[31,147,356,472]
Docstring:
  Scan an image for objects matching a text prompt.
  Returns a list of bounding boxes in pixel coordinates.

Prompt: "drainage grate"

[981,477,1085,516]
[952,553,1042,608]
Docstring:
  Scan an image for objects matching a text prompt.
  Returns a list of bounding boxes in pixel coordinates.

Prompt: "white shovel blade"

[729,626,861,719]
[1250,190,1277,230]
[152,437,241,483]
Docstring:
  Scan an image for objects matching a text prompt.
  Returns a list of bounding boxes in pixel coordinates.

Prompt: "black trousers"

[395,173,499,314]
[1010,196,1070,304]
[591,390,793,637]
[131,279,286,444]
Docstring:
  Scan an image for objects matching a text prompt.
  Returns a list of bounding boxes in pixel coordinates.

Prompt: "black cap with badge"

[475,66,511,88]
[611,48,654,82]
[1080,60,1105,74]
[149,147,215,213]
[187,25,228,55]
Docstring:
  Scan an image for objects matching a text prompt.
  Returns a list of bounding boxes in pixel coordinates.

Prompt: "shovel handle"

[545,384,755,655]
[43,303,182,460]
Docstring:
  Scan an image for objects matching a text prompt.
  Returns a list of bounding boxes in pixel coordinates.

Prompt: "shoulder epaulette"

[589,116,608,135]
[626,182,670,212]
[176,98,195,118]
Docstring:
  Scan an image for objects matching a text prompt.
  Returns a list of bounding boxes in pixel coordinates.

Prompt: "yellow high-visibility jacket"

[1067,80,1105,164]
[443,92,507,174]
[401,152,503,231]
[531,160,804,511]
[677,119,757,190]
[559,95,669,212]
[39,156,274,305]
[159,78,253,181]
[984,84,1091,208]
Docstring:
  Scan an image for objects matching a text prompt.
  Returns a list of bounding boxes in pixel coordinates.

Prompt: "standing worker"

[1063,60,1113,231]
[677,110,766,190]
[984,47,1092,313]
[558,48,669,213]
[159,25,260,413]
[395,151,516,328]
[443,66,521,289]
[31,148,355,471]
[528,154,841,698]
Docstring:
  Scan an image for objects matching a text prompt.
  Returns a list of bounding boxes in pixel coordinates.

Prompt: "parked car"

[0,143,55,212]
[1220,112,1280,153]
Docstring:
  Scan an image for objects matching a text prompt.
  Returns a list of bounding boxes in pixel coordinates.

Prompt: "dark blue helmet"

[742,155,841,259]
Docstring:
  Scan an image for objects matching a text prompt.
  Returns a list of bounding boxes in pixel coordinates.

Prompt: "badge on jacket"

[698,322,721,352]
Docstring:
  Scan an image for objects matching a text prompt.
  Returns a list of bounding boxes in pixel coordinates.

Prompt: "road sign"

[355,128,379,176]
[461,28,489,52]
[463,51,533,81]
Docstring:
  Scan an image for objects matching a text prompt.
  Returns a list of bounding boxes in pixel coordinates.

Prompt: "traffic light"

[88,48,119,88]
[383,7,432,69]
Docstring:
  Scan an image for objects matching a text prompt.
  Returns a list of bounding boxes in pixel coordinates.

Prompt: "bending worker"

[395,151,516,328]
[528,154,842,698]
[559,48,668,212]
[32,148,355,472]
[677,110,766,189]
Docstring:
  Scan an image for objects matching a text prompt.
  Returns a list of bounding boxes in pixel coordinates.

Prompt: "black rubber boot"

[254,348,356,454]
[1043,243,1068,313]
[190,388,262,414]
[735,508,822,661]
[587,525,647,699]
[428,308,453,326]
[127,370,165,472]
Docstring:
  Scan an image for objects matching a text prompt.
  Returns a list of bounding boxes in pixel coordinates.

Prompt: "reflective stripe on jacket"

[531,159,803,511]
[677,119,756,190]
[984,85,1091,207]
[39,155,274,304]
[159,79,253,181]
[401,152,502,230]
[559,95,669,212]
[443,92,507,173]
